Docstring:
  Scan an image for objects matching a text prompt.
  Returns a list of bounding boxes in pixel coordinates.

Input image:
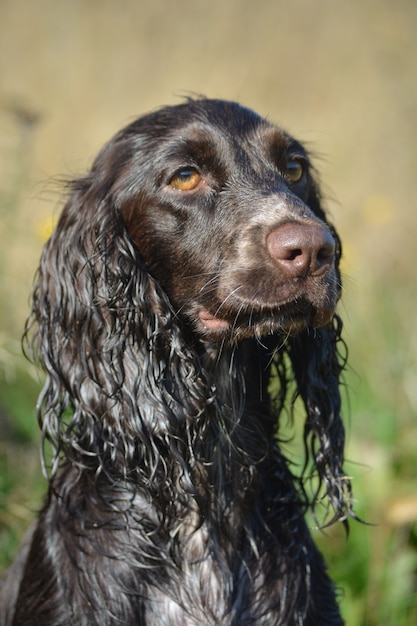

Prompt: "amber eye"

[169,168,202,191]
[285,159,304,183]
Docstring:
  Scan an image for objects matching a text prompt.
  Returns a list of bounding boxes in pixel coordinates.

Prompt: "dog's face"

[110,100,340,341]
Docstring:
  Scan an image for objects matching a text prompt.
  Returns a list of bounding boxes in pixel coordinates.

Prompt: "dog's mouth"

[197,296,335,339]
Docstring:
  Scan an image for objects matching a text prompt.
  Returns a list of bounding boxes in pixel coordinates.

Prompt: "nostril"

[321,239,335,255]
[266,223,335,278]
[317,242,335,263]
[285,248,303,261]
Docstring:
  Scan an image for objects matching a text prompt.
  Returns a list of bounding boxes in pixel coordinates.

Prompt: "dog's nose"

[266,223,336,278]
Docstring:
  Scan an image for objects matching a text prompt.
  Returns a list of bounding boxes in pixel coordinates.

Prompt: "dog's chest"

[145,519,228,625]
[142,516,277,626]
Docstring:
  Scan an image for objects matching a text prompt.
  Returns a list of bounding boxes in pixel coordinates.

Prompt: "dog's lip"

[197,296,335,334]
[198,309,231,331]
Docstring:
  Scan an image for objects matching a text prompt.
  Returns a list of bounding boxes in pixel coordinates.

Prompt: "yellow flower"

[36,216,57,242]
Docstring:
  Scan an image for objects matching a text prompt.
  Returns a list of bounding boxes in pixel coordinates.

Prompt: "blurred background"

[0,0,416,623]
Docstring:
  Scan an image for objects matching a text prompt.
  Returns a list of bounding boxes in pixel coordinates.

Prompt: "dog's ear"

[288,314,352,525]
[24,155,205,480]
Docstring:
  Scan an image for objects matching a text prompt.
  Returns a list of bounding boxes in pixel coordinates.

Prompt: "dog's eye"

[285,159,304,183]
[169,168,202,191]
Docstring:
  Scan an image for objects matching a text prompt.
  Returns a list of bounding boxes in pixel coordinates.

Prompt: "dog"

[0,99,353,625]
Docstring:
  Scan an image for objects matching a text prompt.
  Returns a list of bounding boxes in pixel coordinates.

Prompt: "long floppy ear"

[24,157,206,480]
[288,315,351,525]
[287,225,353,526]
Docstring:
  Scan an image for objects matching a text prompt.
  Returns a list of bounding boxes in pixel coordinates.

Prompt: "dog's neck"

[199,336,275,412]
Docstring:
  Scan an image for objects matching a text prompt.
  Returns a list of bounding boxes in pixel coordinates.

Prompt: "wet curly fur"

[0,99,353,625]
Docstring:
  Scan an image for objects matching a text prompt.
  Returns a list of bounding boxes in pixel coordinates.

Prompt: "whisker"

[214,285,244,318]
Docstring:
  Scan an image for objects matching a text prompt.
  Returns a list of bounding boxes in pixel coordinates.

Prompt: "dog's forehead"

[115,101,309,181]
[155,117,295,166]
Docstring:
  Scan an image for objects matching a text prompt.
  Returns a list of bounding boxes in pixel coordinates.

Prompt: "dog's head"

[96,99,342,343]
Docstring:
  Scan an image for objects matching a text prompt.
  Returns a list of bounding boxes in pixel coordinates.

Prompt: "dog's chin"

[196,301,336,343]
